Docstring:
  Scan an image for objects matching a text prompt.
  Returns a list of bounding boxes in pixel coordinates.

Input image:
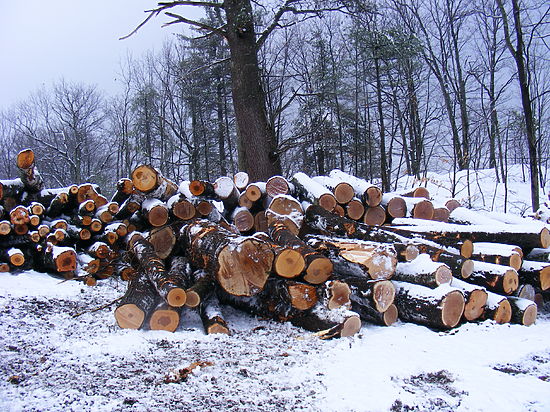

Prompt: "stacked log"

[2,152,547,338]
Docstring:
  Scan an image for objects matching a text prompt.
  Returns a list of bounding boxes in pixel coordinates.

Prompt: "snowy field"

[1,166,550,411]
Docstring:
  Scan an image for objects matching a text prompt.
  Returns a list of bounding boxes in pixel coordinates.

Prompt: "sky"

[0,0,197,111]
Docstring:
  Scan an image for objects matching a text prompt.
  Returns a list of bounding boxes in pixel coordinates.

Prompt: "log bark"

[468,261,519,295]
[471,242,523,270]
[306,236,397,280]
[200,293,230,335]
[183,219,274,296]
[110,178,134,204]
[130,238,186,307]
[393,281,465,329]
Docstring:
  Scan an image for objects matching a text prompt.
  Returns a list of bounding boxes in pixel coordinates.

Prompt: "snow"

[396,253,442,275]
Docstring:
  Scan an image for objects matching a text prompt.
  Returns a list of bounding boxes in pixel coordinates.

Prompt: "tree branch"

[163,12,226,37]
[120,1,226,40]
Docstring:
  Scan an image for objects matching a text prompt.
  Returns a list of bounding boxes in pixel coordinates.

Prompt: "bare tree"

[496,0,549,211]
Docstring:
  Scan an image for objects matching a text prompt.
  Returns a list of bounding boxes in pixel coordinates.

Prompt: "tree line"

[0,0,548,211]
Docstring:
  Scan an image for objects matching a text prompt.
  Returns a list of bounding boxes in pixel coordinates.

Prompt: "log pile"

[1,149,548,338]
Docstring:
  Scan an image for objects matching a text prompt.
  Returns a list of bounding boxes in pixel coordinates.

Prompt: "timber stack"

[0,149,548,338]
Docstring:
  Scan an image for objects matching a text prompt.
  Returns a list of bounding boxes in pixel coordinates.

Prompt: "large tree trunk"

[224,0,281,181]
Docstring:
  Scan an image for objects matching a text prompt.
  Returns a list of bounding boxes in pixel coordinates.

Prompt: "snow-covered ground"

[1,166,550,411]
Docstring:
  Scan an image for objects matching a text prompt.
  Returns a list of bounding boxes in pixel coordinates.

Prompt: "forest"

[0,0,548,210]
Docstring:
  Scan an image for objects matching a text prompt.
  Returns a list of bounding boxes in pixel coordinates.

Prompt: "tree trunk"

[224,0,281,181]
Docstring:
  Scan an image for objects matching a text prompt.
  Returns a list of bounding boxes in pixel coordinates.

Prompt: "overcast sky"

[0,1,195,110]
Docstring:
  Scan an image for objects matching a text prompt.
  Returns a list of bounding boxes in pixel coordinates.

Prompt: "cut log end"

[509,253,522,271]
[167,288,187,307]
[403,245,419,262]
[274,249,305,279]
[56,250,77,272]
[172,199,196,220]
[364,187,383,207]
[445,199,461,212]
[493,299,512,324]
[382,304,399,326]
[339,316,362,337]
[503,270,519,295]
[463,289,488,321]
[184,290,200,308]
[288,282,318,310]
[461,259,474,278]
[441,290,465,328]
[318,193,337,212]
[541,266,550,291]
[346,199,365,220]
[149,309,179,332]
[115,304,145,329]
[435,266,453,286]
[412,200,434,220]
[363,206,386,226]
[303,257,333,284]
[327,280,351,310]
[373,280,396,313]
[207,322,230,335]
[461,240,473,259]
[217,239,274,296]
[432,207,450,222]
[148,206,169,227]
[16,149,35,169]
[132,165,159,193]
[386,197,406,218]
[10,252,25,267]
[521,305,537,326]
[541,228,550,249]
[334,182,354,204]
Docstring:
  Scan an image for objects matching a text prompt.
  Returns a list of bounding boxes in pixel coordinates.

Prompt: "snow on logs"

[292,172,337,212]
